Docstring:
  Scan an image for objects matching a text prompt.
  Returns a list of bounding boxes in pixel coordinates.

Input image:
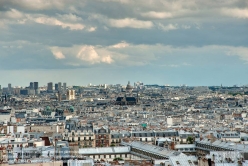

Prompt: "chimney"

[208,158,212,166]
[212,154,215,161]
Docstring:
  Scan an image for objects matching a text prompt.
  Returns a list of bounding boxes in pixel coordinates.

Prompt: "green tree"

[113,157,123,161]
[186,136,194,144]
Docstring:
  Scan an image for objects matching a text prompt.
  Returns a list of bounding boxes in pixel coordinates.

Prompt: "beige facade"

[63,129,95,148]
[26,125,64,133]
[1,161,63,166]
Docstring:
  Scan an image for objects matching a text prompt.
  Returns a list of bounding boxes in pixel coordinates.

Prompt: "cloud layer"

[0,0,248,86]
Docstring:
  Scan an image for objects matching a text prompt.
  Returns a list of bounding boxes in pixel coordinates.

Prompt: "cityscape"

[0,82,248,165]
[1,0,248,166]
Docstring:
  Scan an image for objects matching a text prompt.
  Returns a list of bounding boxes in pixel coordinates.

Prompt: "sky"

[0,0,248,87]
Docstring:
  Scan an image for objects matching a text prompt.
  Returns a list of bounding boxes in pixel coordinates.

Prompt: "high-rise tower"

[30,82,34,89]
[47,82,53,92]
[63,83,66,91]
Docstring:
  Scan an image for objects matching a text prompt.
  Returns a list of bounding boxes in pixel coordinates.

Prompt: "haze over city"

[0,0,248,86]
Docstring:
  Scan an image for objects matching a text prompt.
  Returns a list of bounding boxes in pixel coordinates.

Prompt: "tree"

[113,157,123,161]
[186,136,194,144]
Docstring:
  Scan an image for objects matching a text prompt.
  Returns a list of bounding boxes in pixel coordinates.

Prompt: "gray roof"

[79,146,130,155]
[198,139,248,151]
[121,141,181,158]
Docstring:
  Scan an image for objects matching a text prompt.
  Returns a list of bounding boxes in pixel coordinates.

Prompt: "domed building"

[41,106,52,116]
[68,106,74,112]
[116,81,139,105]
[126,81,133,93]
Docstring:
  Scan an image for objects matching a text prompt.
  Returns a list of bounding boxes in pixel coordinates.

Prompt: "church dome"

[126,81,133,92]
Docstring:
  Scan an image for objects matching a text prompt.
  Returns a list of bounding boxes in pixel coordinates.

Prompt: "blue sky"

[0,0,248,87]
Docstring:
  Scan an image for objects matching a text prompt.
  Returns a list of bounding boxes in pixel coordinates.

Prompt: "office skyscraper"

[55,83,58,91]
[58,82,62,91]
[34,82,39,95]
[47,82,53,92]
[30,82,34,89]
[34,82,39,90]
[63,83,66,91]
[8,83,11,90]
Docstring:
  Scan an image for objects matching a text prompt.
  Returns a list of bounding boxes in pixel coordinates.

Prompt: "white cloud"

[108,18,153,29]
[227,47,248,62]
[49,45,115,65]
[157,23,178,31]
[101,55,114,64]
[222,8,248,19]
[141,11,172,19]
[33,16,85,30]
[0,9,27,28]
[76,45,114,64]
[87,27,97,32]
[0,9,87,31]
[3,9,25,19]
[5,0,66,10]
[77,46,101,64]
[57,13,82,22]
[110,41,130,48]
[51,49,66,59]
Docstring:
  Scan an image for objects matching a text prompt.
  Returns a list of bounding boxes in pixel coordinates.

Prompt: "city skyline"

[0,0,248,86]
[0,79,247,88]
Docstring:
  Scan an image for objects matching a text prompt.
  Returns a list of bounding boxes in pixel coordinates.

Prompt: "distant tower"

[30,82,34,89]
[58,82,62,91]
[63,83,66,91]
[34,82,39,95]
[8,83,11,92]
[55,83,58,91]
[34,82,39,90]
[47,82,53,92]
